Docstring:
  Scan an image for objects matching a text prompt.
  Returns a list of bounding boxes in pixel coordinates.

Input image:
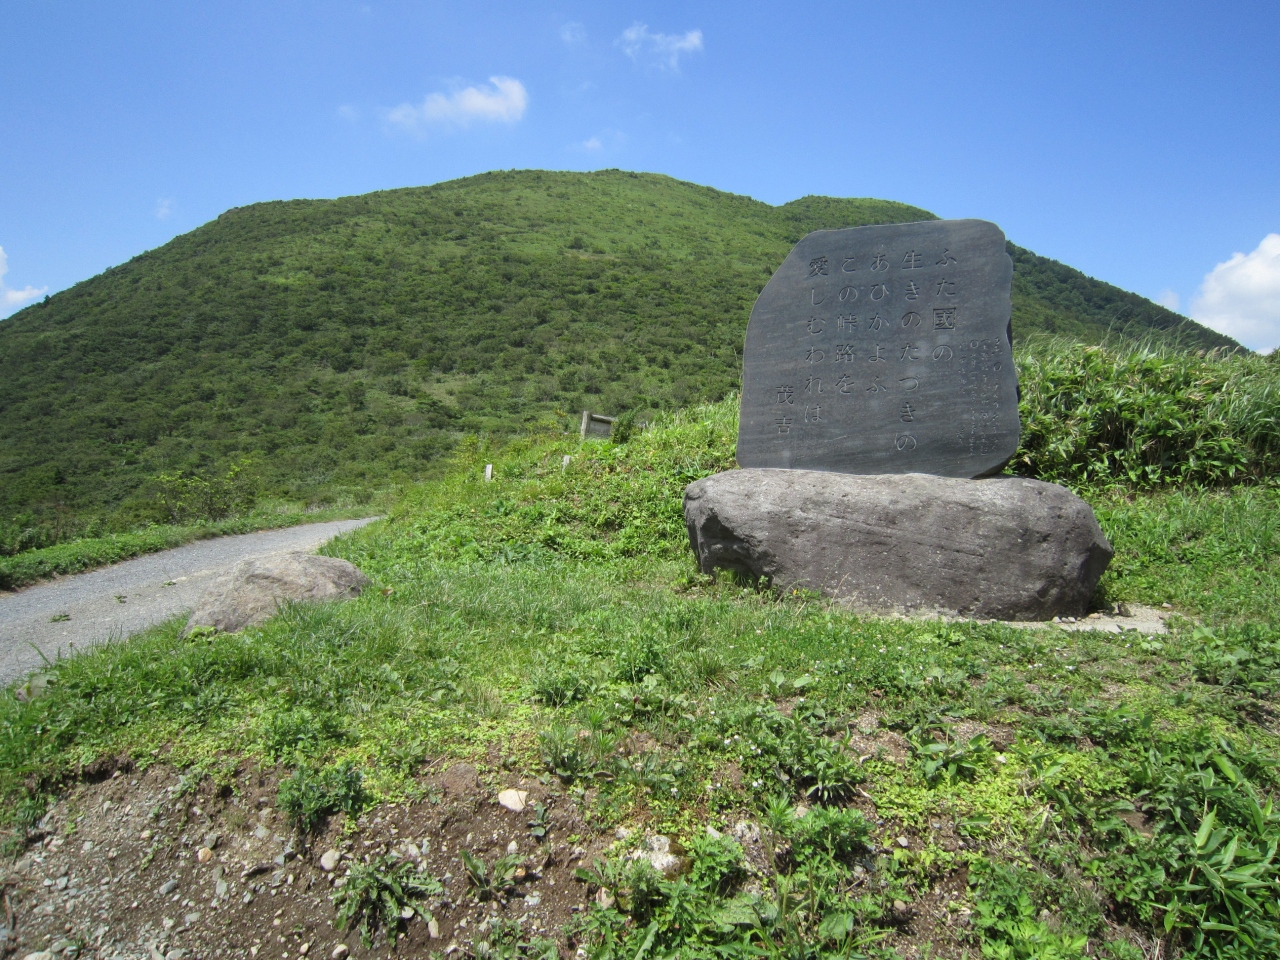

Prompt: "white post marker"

[562,455,571,471]
[484,464,493,482]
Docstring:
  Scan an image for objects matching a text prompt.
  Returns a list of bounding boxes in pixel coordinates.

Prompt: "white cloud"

[1156,288,1180,311]
[0,245,47,315]
[1190,233,1280,352]
[616,22,703,70]
[572,129,625,153]
[560,21,586,44]
[336,104,360,122]
[156,197,174,220]
[388,76,527,132]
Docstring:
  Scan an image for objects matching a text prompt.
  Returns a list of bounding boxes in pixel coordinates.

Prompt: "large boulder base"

[184,552,369,634]
[684,469,1112,621]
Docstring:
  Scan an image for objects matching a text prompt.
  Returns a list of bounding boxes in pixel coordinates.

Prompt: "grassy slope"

[0,170,1236,528]
[3,393,1277,958]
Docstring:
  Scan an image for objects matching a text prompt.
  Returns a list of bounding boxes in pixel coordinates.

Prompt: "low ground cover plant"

[2,365,1278,957]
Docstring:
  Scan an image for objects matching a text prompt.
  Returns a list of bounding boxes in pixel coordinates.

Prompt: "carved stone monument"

[684,219,1113,620]
[738,219,1017,478]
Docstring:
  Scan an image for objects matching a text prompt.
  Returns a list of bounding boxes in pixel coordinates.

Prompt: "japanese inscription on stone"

[738,219,1017,478]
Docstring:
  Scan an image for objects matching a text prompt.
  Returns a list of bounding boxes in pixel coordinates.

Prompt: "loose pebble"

[331,945,349,960]
[497,789,528,813]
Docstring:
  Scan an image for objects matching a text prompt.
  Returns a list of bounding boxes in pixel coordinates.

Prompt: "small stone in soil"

[497,789,528,813]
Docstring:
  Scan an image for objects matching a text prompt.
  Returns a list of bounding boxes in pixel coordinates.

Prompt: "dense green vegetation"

[1017,342,1280,488]
[0,169,1236,542]
[3,366,1278,957]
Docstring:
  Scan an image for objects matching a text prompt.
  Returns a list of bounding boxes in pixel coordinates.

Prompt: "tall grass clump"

[1016,343,1280,488]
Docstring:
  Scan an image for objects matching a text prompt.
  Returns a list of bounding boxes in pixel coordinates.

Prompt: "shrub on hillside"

[152,460,258,524]
[1016,345,1280,488]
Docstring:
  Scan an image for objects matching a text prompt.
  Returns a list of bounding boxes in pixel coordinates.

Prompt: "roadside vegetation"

[1,458,388,589]
[0,503,377,590]
[3,341,1278,958]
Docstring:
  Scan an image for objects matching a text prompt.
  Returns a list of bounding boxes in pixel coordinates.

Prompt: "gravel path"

[0,517,378,688]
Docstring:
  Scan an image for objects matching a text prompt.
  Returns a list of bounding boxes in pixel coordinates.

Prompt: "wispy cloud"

[0,245,47,316]
[1191,233,1280,353]
[560,21,586,44]
[388,76,527,132]
[1156,288,1180,311]
[572,129,625,154]
[616,22,703,70]
[336,104,360,122]
[155,197,174,221]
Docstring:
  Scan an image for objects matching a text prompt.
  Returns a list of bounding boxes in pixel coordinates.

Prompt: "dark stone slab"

[738,219,1017,478]
[684,469,1112,620]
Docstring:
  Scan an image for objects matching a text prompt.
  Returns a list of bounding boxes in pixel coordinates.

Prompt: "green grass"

[1,169,1236,540]
[3,382,1278,957]
[0,504,378,590]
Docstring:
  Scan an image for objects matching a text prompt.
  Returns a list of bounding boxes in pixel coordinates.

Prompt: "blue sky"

[2,1,1278,349]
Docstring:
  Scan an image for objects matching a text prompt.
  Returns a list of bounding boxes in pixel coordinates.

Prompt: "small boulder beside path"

[183,552,369,635]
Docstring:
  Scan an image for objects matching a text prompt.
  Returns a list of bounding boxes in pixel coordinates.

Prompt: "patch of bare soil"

[0,761,610,960]
[0,750,1037,960]
[1007,603,1177,636]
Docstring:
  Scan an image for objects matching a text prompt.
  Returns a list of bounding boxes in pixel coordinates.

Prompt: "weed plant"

[276,761,368,834]
[332,852,442,946]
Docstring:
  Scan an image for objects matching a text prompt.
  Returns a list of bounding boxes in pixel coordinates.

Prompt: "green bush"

[153,460,258,524]
[1016,344,1280,488]
[277,761,368,833]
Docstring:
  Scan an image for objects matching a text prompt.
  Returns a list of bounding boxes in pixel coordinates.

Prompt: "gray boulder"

[684,469,1112,620]
[184,552,369,634]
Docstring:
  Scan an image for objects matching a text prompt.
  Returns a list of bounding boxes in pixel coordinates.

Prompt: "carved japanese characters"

[737,219,1018,478]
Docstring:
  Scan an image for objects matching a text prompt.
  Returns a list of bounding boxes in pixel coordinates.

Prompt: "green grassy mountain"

[0,169,1237,528]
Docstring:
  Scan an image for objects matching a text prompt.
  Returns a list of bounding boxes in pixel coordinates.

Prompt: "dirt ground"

[0,759,613,960]
[0,732,1133,960]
